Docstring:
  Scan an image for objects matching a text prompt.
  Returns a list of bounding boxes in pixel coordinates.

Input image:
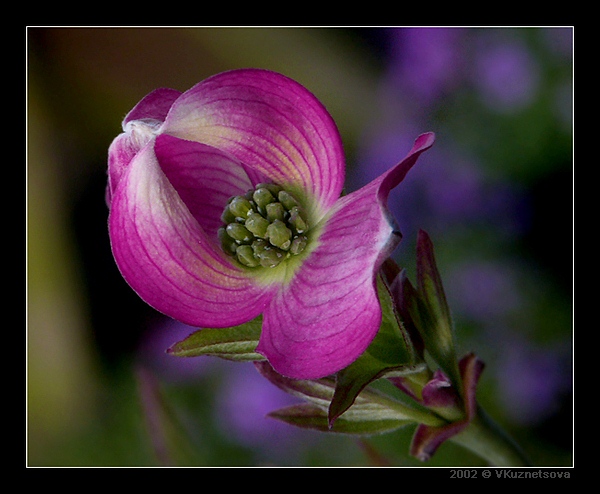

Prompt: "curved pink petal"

[154,134,253,241]
[108,142,277,327]
[257,133,435,379]
[162,69,345,218]
[124,87,182,124]
[107,88,182,207]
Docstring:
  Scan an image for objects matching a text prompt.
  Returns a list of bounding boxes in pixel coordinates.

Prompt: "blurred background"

[27,27,573,467]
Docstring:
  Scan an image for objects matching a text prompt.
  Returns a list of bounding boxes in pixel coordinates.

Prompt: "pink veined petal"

[107,88,182,207]
[154,134,253,241]
[124,87,182,125]
[108,142,277,327]
[107,121,159,207]
[257,133,435,379]
[162,68,345,219]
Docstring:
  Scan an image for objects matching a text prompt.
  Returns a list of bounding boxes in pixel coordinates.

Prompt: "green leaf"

[256,361,446,431]
[329,276,424,425]
[415,230,461,388]
[167,316,264,362]
[268,402,412,435]
[255,360,336,409]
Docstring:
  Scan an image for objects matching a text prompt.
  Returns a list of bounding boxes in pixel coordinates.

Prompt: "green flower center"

[219,183,311,269]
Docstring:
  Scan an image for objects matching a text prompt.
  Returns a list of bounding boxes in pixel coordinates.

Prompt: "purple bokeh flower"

[473,38,540,112]
[447,261,522,322]
[495,336,571,425]
[214,362,310,461]
[385,27,466,106]
[353,126,527,244]
[137,317,224,382]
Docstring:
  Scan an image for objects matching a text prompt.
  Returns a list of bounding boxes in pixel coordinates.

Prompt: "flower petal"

[108,142,276,327]
[162,68,345,218]
[154,134,253,240]
[107,121,160,207]
[107,89,181,207]
[256,133,435,379]
[124,87,182,125]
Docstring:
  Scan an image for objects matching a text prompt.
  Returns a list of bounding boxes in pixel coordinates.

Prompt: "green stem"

[363,386,447,428]
[451,405,531,466]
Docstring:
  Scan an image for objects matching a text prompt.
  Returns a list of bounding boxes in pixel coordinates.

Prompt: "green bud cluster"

[219,183,310,268]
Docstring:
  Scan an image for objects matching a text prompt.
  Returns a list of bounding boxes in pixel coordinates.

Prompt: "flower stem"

[450,405,531,466]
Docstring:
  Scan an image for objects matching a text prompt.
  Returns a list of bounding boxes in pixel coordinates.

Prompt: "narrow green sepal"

[167,316,264,362]
[268,403,413,435]
[414,230,461,389]
[256,361,446,434]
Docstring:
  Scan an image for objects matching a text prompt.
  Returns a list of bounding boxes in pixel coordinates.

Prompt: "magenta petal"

[124,87,182,124]
[421,369,460,410]
[411,421,467,461]
[154,134,253,240]
[257,190,386,379]
[162,69,345,217]
[108,143,277,327]
[379,132,436,199]
[107,89,182,207]
[257,185,394,379]
[257,134,435,379]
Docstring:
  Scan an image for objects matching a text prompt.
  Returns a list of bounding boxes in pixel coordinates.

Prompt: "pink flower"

[107,69,434,379]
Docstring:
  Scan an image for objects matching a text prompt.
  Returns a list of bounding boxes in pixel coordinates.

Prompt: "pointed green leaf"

[256,361,446,432]
[415,230,461,387]
[267,403,331,432]
[268,402,412,435]
[254,360,335,409]
[167,316,264,362]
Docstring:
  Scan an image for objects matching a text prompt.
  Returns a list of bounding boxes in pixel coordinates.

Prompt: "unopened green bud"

[220,184,311,269]
[220,205,237,224]
[226,223,254,243]
[251,238,269,255]
[228,196,253,219]
[289,235,308,255]
[253,187,275,210]
[258,247,285,268]
[245,212,270,238]
[266,220,292,250]
[265,202,285,222]
[278,190,298,210]
[236,244,260,267]
[218,227,238,255]
[288,206,308,234]
[257,183,282,196]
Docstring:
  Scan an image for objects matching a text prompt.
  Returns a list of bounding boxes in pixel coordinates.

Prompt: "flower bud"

[267,220,293,250]
[218,227,238,255]
[226,223,254,243]
[229,196,253,219]
[253,187,276,210]
[289,235,308,255]
[266,202,285,222]
[258,246,285,268]
[278,190,298,210]
[288,206,308,234]
[236,244,260,267]
[245,212,270,238]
